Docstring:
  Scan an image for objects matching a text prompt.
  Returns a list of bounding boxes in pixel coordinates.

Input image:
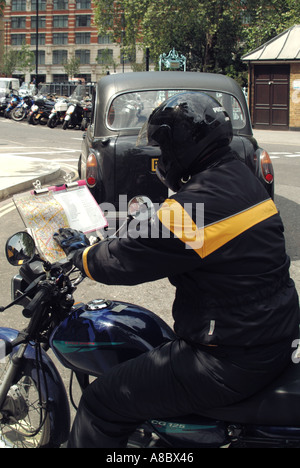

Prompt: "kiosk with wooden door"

[243,25,300,131]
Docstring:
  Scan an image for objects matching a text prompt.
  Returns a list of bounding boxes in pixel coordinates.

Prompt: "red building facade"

[2,0,140,82]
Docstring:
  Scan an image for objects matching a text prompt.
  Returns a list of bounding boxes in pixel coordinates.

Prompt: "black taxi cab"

[79,72,274,211]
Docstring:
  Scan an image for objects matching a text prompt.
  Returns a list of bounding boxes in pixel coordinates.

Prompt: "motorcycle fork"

[0,343,27,410]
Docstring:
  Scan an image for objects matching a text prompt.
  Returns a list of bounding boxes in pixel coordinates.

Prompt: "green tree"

[17,43,35,76]
[1,50,18,76]
[242,0,300,51]
[1,43,34,77]
[93,0,300,84]
[63,56,80,79]
[94,0,243,74]
[96,47,118,74]
[0,0,5,16]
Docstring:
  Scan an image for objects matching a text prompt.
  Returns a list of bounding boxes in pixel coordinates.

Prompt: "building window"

[53,15,68,28]
[75,32,90,44]
[11,34,26,45]
[30,0,46,11]
[31,33,46,45]
[53,33,68,45]
[53,74,68,82]
[11,17,26,29]
[76,0,91,8]
[75,15,91,27]
[11,0,26,12]
[31,16,46,29]
[121,48,136,64]
[53,49,68,64]
[97,49,114,65]
[75,49,90,64]
[53,0,68,10]
[33,50,45,65]
[98,35,113,44]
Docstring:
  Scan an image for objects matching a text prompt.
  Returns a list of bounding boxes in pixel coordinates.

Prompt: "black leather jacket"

[77,152,300,348]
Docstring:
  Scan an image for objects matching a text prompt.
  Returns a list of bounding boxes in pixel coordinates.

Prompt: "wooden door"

[253,65,290,129]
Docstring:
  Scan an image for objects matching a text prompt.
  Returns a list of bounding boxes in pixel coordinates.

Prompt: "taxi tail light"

[86,152,98,188]
[259,149,274,184]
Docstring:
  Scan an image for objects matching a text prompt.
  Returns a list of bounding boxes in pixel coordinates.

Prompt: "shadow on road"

[275,194,300,263]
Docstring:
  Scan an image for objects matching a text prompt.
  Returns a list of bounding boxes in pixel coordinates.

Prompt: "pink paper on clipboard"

[48,181,108,233]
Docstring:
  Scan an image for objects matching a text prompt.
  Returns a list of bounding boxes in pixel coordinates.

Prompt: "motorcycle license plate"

[151,158,159,173]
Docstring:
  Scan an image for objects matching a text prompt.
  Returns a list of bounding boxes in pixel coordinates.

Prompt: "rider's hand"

[53,228,89,255]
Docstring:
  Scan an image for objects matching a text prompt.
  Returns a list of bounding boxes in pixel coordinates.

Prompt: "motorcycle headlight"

[67,105,75,113]
[31,105,39,111]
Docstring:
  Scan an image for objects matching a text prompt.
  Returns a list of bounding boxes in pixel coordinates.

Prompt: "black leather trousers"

[67,339,292,448]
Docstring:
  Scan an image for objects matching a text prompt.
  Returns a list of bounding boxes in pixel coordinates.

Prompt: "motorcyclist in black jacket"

[54,92,300,448]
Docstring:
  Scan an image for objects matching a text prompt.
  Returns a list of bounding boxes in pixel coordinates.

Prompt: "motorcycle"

[4,92,21,119]
[27,95,56,126]
[80,100,92,130]
[0,91,13,116]
[47,98,69,128]
[1,196,300,448]
[11,95,35,122]
[63,97,92,131]
[62,100,84,130]
[62,85,92,131]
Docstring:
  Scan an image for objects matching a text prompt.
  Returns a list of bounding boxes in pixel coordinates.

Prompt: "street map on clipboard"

[13,181,108,263]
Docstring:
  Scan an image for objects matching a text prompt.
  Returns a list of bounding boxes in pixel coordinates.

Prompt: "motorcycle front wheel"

[11,108,26,121]
[62,120,69,130]
[0,354,54,448]
[27,114,39,125]
[47,116,57,128]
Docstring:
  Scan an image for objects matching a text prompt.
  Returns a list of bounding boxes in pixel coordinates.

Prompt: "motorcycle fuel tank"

[50,299,175,376]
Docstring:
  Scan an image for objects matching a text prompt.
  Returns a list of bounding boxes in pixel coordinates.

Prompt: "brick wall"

[290,62,300,130]
[0,17,4,70]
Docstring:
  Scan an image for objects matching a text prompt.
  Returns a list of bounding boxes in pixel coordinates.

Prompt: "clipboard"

[13,180,108,263]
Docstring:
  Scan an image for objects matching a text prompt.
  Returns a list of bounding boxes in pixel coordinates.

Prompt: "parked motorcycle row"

[1,85,92,131]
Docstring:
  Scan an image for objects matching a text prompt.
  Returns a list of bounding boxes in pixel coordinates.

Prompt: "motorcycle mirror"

[128,196,155,221]
[5,232,36,266]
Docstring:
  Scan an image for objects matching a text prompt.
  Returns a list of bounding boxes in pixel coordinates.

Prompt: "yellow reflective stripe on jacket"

[157,198,278,259]
[157,199,204,251]
[82,245,95,280]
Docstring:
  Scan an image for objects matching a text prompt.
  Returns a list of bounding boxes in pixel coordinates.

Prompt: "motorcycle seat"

[198,362,300,426]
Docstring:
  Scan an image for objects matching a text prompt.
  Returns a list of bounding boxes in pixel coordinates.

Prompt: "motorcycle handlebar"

[22,284,52,318]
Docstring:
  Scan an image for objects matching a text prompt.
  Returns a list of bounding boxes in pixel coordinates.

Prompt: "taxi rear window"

[106,90,246,131]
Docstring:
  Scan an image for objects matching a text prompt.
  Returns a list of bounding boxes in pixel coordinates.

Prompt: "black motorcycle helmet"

[143,91,233,192]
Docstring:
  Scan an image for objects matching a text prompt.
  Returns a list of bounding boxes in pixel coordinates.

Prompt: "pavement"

[0,129,299,202]
[0,154,61,201]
